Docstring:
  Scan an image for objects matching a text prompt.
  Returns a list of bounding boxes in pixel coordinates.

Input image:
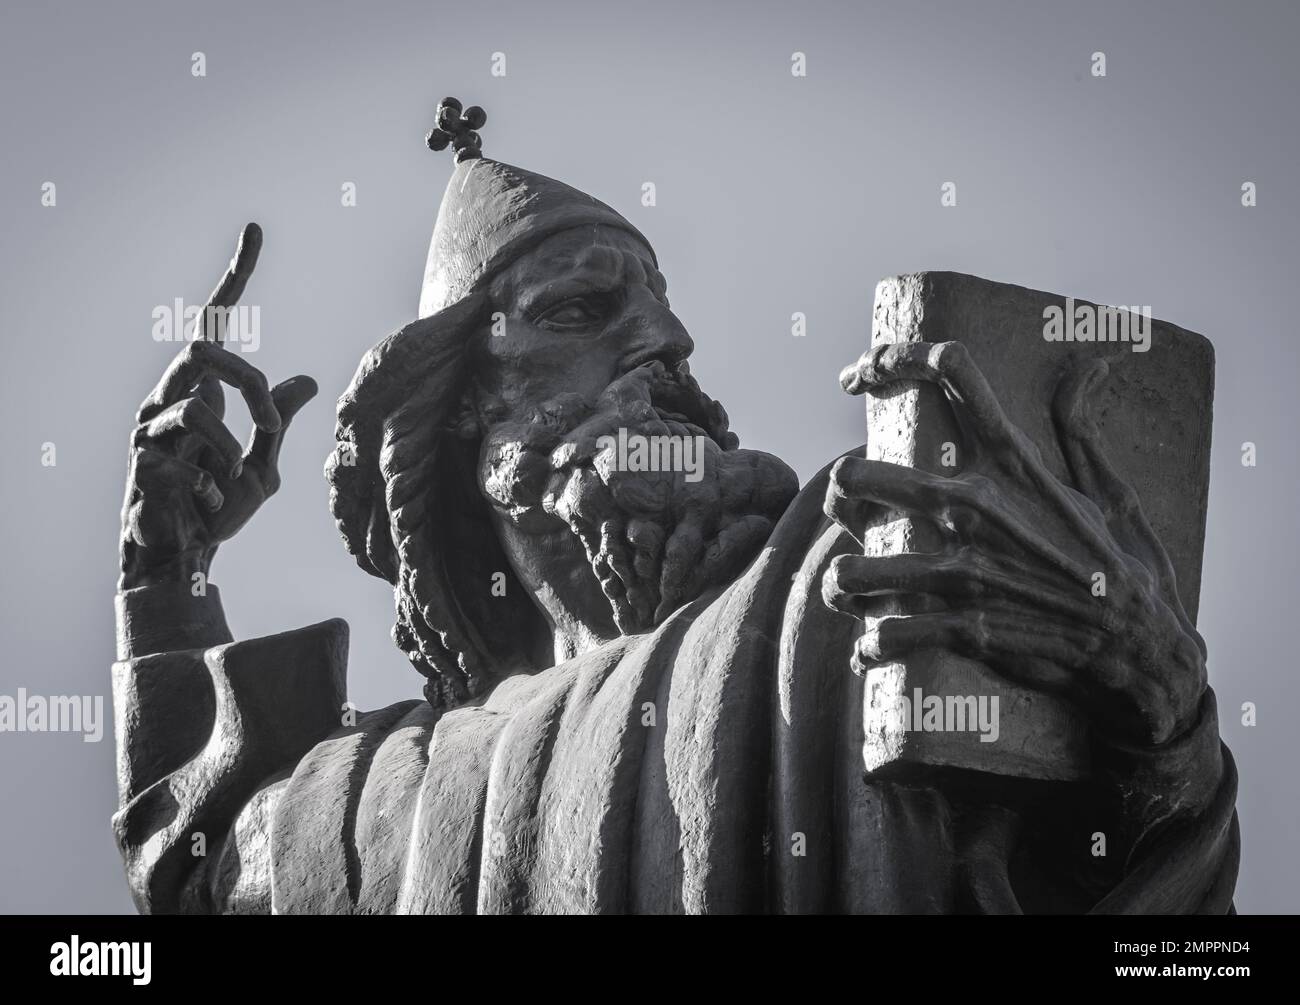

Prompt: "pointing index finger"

[198,222,263,344]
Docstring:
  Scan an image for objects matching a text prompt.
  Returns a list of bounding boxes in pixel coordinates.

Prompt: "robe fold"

[111,460,1239,914]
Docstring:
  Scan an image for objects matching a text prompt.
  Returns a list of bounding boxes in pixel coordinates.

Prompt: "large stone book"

[861,272,1214,781]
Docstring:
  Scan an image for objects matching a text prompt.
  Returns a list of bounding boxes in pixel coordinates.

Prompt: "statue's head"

[326,99,798,710]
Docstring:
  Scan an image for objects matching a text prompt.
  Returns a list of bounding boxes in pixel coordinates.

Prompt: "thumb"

[246,374,318,473]
[272,374,319,425]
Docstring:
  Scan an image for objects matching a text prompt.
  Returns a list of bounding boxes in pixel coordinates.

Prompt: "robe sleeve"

[110,582,348,914]
[1089,688,1240,914]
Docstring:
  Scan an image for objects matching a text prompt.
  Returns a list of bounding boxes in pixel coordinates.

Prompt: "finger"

[1053,361,1204,658]
[194,369,226,422]
[825,553,951,612]
[824,455,887,544]
[134,448,225,511]
[851,609,1097,684]
[245,375,318,473]
[202,222,263,326]
[840,342,1017,450]
[139,397,245,478]
[823,551,1099,624]
[192,222,261,408]
[1053,360,1157,551]
[827,455,994,550]
[831,455,1094,584]
[139,340,280,432]
[827,455,954,519]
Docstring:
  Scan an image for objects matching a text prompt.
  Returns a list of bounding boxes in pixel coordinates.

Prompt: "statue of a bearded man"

[112,99,1238,914]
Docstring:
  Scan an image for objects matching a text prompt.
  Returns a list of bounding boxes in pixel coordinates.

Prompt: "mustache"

[477,364,799,632]
[479,362,723,520]
[640,359,739,451]
[543,361,738,474]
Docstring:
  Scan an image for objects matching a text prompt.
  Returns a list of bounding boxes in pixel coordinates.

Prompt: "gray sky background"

[1,0,1296,913]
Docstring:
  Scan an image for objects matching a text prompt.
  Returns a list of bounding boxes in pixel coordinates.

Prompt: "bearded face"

[472,226,799,637]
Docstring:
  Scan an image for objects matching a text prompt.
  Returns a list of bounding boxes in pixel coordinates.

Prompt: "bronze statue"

[112,98,1238,913]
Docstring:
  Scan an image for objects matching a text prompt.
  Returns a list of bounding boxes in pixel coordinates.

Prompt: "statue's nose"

[620,297,694,371]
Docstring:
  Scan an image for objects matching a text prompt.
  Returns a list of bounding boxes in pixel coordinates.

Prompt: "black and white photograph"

[0,0,1294,981]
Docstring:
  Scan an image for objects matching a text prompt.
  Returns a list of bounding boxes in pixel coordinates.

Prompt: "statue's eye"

[533,294,614,330]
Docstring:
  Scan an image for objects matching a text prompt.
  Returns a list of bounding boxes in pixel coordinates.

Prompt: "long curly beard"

[479,360,800,634]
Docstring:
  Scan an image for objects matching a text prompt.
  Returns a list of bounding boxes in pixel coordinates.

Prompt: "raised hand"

[821,341,1207,748]
[119,223,318,590]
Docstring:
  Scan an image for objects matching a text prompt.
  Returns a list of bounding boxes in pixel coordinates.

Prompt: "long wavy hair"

[325,292,543,712]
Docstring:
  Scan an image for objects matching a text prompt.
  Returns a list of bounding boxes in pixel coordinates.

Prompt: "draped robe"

[111,458,1239,914]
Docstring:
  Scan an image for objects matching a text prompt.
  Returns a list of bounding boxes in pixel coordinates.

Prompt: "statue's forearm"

[115,579,233,662]
[112,582,233,827]
[1081,686,1240,913]
[1095,687,1229,863]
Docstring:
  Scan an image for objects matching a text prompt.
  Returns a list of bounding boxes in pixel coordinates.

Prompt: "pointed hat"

[418,97,656,316]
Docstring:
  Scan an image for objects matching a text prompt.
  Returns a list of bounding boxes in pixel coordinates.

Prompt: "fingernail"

[232,460,244,479]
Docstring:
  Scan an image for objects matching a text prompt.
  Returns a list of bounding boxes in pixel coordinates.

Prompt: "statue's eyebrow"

[572,240,627,282]
[504,237,666,316]
[516,273,619,317]
[642,257,669,302]
[514,240,628,314]
[619,248,668,303]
